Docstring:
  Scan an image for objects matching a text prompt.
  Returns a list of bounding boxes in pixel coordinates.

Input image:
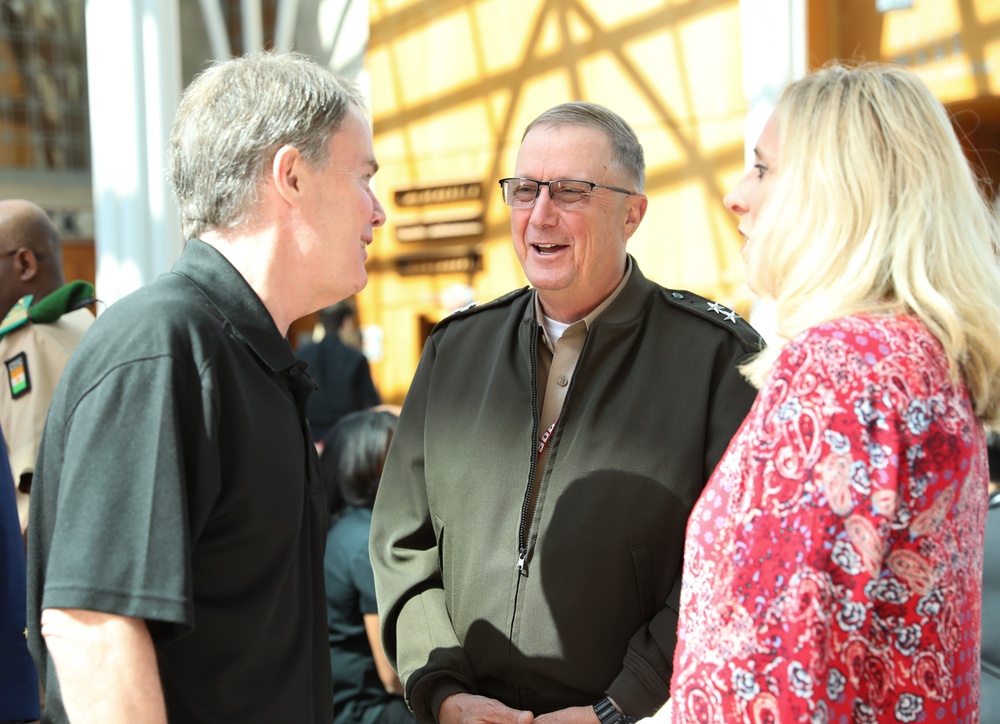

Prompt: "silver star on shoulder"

[707,300,741,323]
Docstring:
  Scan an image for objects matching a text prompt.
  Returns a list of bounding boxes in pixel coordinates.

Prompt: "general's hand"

[438,692,534,724]
[533,705,599,723]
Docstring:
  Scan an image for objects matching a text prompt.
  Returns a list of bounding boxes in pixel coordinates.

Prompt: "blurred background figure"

[0,423,39,723]
[0,199,94,536]
[298,299,382,444]
[984,430,1000,719]
[321,408,413,724]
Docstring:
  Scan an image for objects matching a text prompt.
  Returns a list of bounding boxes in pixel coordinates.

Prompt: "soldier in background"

[0,199,94,536]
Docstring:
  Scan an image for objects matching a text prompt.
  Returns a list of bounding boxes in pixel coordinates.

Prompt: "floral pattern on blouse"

[667,314,987,724]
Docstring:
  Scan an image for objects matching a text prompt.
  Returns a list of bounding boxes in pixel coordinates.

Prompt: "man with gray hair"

[27,51,385,723]
[370,102,763,723]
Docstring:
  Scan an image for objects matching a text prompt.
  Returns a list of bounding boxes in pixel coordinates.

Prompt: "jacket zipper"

[515,322,591,573]
[517,320,540,572]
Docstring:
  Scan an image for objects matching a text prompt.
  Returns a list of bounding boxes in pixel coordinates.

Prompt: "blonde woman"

[663,64,1000,722]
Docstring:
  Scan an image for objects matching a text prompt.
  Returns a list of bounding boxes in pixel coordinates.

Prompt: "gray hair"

[522,101,646,192]
[168,51,368,240]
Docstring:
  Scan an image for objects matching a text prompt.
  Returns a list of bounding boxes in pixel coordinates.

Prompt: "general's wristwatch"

[593,696,635,724]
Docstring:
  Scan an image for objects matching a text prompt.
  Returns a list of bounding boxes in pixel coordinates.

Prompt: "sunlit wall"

[364,0,750,403]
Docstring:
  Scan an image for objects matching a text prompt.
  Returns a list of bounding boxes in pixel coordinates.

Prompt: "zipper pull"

[516,548,527,571]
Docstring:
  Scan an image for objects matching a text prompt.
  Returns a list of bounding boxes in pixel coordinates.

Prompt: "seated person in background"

[322,409,413,724]
[298,299,381,443]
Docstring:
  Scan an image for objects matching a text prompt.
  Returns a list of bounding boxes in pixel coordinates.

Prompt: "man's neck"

[537,282,618,324]
[536,261,631,324]
[0,280,62,322]
[199,229,295,337]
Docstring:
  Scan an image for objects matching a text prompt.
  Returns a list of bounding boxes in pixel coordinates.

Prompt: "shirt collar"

[532,256,634,344]
[171,239,299,374]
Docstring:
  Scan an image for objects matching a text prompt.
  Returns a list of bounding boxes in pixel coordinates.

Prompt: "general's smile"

[532,242,568,256]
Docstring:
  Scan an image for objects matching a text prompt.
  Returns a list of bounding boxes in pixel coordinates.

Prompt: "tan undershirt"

[531,258,633,494]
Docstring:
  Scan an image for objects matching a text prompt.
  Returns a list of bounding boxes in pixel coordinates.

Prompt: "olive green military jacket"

[370,260,763,721]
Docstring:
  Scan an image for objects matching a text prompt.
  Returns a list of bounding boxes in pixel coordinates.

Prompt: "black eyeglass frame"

[498,177,636,208]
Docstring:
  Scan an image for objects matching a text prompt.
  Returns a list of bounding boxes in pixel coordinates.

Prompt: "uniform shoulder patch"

[29,280,96,323]
[5,351,31,399]
[661,288,764,350]
[0,294,34,340]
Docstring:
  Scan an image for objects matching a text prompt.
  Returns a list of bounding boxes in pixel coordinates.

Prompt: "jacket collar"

[523,254,653,329]
[172,239,299,374]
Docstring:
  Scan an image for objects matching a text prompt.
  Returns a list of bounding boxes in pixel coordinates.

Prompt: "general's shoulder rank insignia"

[5,352,31,399]
[706,300,740,323]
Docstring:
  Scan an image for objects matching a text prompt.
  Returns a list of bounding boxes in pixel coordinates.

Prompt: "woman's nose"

[723,176,750,216]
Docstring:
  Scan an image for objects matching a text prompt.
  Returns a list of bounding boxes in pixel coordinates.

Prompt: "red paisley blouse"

[666,314,988,724]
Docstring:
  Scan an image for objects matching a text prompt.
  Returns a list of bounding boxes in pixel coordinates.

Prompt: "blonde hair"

[742,63,1000,424]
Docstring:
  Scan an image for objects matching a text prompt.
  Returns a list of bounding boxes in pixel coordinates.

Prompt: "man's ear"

[14,248,39,282]
[623,193,648,241]
[272,144,305,205]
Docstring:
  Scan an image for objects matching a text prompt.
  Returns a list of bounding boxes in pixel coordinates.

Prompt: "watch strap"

[593,696,634,724]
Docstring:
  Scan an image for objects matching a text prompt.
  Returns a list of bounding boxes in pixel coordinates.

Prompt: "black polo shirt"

[27,240,332,723]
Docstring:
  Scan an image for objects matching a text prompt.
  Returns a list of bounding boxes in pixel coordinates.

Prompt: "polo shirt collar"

[172,239,299,374]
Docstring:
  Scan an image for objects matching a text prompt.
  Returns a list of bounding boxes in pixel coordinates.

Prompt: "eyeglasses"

[498,178,635,209]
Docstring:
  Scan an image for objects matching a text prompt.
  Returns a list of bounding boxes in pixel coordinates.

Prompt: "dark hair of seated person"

[319,409,398,523]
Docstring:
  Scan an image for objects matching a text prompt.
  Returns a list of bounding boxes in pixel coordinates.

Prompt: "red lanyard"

[537,418,557,460]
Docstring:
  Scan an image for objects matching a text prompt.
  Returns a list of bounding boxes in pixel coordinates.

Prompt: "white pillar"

[241,0,264,53]
[274,0,301,53]
[738,0,807,163]
[198,0,231,59]
[85,0,183,309]
[738,0,806,344]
